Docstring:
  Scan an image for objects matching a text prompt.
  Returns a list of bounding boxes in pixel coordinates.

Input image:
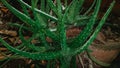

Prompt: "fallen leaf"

[31,64,35,68]
[96,32,106,44]
[0,55,5,60]
[41,60,46,65]
[0,30,17,36]
[66,27,81,38]
[8,38,16,43]
[0,48,7,51]
[0,7,9,13]
[0,20,3,24]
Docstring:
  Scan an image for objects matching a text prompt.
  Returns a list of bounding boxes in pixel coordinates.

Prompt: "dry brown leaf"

[0,30,17,36]
[96,32,106,44]
[41,60,46,65]
[0,56,5,60]
[27,60,32,64]
[66,27,81,38]
[7,37,21,45]
[0,48,7,51]
[8,38,16,43]
[0,7,9,13]
[31,64,35,68]
[0,53,6,60]
[17,36,39,44]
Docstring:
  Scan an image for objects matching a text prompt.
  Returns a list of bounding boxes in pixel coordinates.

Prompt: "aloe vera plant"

[0,0,115,68]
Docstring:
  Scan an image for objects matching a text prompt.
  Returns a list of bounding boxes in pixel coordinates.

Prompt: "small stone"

[0,20,3,24]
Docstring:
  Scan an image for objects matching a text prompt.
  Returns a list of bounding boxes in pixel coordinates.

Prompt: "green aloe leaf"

[17,0,58,21]
[0,0,115,64]
[56,0,63,18]
[19,1,29,16]
[84,0,96,15]
[73,0,115,55]
[46,0,58,15]
[70,0,101,48]
[64,0,68,7]
[40,0,45,11]
[0,37,62,60]
[66,0,84,24]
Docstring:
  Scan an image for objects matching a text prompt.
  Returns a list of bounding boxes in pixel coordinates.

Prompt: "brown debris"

[0,30,17,36]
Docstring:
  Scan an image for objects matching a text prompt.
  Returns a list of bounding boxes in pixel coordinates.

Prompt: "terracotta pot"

[88,42,120,67]
[65,27,120,67]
